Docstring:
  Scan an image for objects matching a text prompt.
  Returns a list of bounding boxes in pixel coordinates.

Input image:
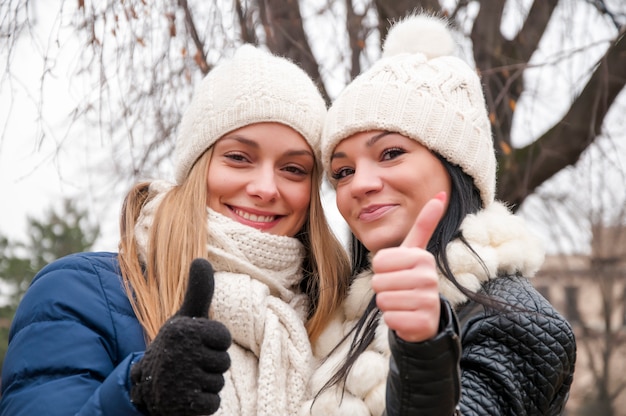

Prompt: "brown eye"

[224,153,249,162]
[331,167,354,180]
[283,165,307,175]
[381,147,406,161]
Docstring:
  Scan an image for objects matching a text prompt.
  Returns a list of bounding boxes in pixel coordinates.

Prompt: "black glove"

[130,258,232,416]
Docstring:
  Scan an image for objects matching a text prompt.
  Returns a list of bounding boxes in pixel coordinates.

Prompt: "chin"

[361,233,402,253]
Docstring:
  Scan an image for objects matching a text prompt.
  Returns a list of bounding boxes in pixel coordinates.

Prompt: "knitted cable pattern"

[135,180,314,416]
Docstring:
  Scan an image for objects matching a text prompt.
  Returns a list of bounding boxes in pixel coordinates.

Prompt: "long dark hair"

[318,155,490,395]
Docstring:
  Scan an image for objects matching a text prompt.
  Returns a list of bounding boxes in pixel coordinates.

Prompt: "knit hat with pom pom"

[174,44,326,184]
[322,13,496,206]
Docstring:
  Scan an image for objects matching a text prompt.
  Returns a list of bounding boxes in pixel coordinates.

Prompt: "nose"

[246,165,279,201]
[350,163,383,199]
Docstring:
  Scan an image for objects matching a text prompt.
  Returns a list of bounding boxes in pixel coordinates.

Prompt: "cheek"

[205,168,219,206]
[335,188,355,225]
[206,168,230,194]
[334,187,348,215]
[206,162,224,190]
[288,181,312,217]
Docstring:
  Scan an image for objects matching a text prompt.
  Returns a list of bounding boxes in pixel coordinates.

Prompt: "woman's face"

[330,131,451,253]
[207,122,314,237]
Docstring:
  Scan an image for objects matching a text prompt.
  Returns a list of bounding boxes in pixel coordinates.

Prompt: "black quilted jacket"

[385,274,576,416]
[385,297,462,416]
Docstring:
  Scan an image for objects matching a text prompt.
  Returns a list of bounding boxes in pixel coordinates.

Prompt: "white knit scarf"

[135,180,314,416]
[301,201,546,416]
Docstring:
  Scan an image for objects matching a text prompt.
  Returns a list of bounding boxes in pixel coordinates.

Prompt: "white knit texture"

[206,209,313,416]
[174,44,326,184]
[322,14,496,206]
[135,183,314,416]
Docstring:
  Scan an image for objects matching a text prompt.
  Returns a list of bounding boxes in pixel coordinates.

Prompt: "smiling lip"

[358,204,397,222]
[228,205,283,230]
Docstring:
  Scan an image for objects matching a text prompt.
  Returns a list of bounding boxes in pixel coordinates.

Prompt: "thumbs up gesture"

[130,259,232,416]
[371,193,446,343]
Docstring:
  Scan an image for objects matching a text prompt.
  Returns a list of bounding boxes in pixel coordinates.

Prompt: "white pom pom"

[382,14,456,59]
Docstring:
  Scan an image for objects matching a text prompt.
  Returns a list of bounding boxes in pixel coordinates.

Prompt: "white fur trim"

[439,201,545,305]
[313,312,346,358]
[364,383,386,416]
[302,391,370,416]
[306,201,546,414]
[344,273,374,320]
[346,350,387,397]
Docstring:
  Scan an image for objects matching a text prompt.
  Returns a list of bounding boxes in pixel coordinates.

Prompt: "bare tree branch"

[498,27,626,208]
[509,0,559,63]
[178,0,210,74]
[234,0,259,45]
[471,2,508,142]
[345,0,365,80]
[258,0,329,104]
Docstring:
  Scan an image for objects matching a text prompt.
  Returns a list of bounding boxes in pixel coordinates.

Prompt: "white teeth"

[233,208,276,223]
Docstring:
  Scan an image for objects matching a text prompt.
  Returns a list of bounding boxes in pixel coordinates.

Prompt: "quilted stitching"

[458,276,576,415]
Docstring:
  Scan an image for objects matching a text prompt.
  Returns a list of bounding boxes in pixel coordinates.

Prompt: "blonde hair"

[298,162,351,342]
[119,149,350,343]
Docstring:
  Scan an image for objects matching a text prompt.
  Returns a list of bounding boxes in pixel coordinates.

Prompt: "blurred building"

[534,225,626,415]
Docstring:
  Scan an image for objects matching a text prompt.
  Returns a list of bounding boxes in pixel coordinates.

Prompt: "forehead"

[333,131,424,155]
[217,122,313,153]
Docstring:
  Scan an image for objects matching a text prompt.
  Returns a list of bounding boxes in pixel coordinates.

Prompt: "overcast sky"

[1,1,116,251]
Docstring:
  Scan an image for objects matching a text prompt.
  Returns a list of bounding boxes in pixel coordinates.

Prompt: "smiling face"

[330,130,451,253]
[207,122,314,237]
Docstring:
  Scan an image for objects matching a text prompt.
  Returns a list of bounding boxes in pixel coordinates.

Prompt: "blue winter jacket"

[1,252,147,415]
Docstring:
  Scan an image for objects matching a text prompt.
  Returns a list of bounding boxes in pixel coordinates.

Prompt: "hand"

[371,193,446,343]
[130,258,232,416]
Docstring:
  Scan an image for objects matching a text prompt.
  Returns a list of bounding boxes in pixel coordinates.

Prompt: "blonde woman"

[1,44,350,416]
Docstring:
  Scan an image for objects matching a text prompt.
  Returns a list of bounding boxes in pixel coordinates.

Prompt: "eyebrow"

[221,135,259,148]
[220,135,314,158]
[330,131,393,161]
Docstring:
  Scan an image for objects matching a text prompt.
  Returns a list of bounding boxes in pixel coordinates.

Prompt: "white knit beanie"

[322,14,496,206]
[174,44,327,184]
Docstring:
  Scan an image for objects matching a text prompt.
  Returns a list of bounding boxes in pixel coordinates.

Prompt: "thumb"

[401,192,447,249]
[176,258,215,318]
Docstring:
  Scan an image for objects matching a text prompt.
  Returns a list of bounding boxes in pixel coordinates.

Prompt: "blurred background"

[1,1,625,413]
